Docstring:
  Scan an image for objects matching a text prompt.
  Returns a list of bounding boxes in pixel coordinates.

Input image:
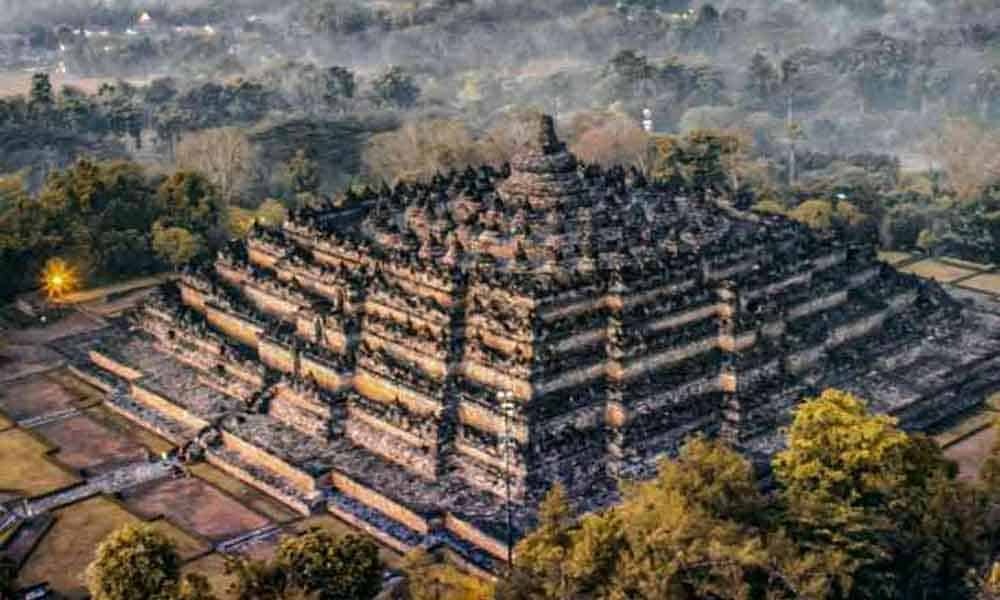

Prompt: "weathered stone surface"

[70,114,1000,569]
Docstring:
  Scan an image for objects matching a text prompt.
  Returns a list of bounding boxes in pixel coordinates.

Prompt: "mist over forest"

[1,0,999,297]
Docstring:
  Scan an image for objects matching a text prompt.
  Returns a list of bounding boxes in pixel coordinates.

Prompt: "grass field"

[83,404,175,456]
[938,257,995,271]
[125,476,272,543]
[940,394,1000,481]
[188,463,301,524]
[182,553,237,600]
[0,375,87,421]
[15,495,200,599]
[0,71,112,99]
[899,259,977,283]
[958,273,1000,296]
[0,428,81,497]
[877,251,914,266]
[147,518,212,561]
[35,413,147,472]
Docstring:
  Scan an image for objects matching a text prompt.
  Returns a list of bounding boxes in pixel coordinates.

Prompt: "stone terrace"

[62,115,1000,568]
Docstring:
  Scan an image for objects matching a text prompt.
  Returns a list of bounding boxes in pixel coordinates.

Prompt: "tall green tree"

[372,66,420,109]
[156,171,226,237]
[286,148,321,202]
[227,528,383,600]
[745,52,779,110]
[29,72,55,119]
[152,223,203,267]
[400,548,493,600]
[773,389,986,600]
[85,524,182,600]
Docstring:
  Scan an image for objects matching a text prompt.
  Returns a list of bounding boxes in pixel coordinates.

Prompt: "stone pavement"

[20,459,178,516]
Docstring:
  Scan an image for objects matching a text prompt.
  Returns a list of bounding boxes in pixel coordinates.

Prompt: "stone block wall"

[270,395,331,439]
[206,452,313,515]
[259,338,296,374]
[444,514,510,561]
[131,383,211,431]
[300,354,350,392]
[330,472,430,534]
[345,415,438,479]
[204,305,263,349]
[241,283,305,322]
[180,283,207,311]
[353,371,441,416]
[90,350,144,381]
[221,431,318,494]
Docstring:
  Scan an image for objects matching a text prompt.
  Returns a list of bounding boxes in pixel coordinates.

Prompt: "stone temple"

[61,115,1000,570]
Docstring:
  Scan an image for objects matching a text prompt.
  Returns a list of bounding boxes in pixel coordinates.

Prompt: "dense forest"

[1,0,1000,299]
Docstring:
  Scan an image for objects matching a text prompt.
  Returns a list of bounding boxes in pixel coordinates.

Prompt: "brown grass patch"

[182,553,238,600]
[125,476,272,542]
[16,495,212,599]
[0,72,112,99]
[877,251,914,266]
[0,429,81,497]
[16,497,134,598]
[899,259,976,283]
[0,375,82,421]
[945,425,998,482]
[83,405,175,456]
[958,273,1000,296]
[147,518,212,561]
[35,413,146,472]
[188,463,300,524]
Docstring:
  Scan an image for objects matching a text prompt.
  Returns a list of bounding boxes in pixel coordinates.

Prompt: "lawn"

[124,476,272,543]
[35,413,147,472]
[83,405,176,456]
[939,393,1000,481]
[945,425,998,482]
[0,429,81,497]
[147,518,212,561]
[188,463,301,524]
[899,259,977,284]
[0,375,85,421]
[16,495,203,599]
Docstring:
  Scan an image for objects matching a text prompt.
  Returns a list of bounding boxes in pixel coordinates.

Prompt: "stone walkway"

[215,524,283,554]
[18,408,82,429]
[20,459,178,516]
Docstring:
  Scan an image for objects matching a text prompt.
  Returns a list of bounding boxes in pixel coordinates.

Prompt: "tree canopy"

[499,389,993,600]
[225,528,383,600]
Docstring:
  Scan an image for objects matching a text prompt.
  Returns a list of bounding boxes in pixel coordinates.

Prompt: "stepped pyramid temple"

[62,115,1000,569]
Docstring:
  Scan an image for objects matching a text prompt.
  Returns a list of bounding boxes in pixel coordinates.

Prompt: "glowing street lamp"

[41,258,79,300]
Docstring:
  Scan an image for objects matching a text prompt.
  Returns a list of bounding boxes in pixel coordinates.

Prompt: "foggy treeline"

[1,0,1000,298]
